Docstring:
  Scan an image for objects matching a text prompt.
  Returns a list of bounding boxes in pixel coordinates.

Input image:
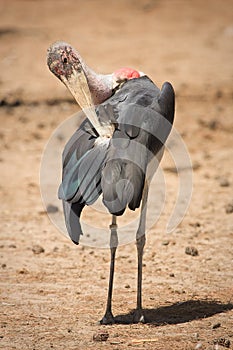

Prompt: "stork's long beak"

[62,68,92,110]
[60,67,105,136]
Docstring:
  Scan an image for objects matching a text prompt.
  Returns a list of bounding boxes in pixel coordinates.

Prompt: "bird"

[47,42,175,324]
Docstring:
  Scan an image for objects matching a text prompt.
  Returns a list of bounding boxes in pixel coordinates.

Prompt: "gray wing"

[59,76,175,242]
[101,77,175,216]
[58,116,109,244]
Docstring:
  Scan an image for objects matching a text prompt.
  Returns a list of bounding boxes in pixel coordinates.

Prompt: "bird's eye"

[63,57,68,64]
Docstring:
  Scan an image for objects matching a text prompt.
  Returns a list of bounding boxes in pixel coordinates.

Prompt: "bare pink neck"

[80,60,113,105]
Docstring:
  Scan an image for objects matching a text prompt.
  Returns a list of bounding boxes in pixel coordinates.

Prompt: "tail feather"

[62,201,84,244]
[101,159,145,215]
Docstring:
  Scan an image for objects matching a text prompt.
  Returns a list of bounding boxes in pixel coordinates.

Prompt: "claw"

[99,311,115,325]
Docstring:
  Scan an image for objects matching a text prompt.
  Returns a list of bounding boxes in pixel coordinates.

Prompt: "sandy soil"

[1,0,233,349]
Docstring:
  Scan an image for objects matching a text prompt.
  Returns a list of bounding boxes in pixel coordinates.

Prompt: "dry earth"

[1,1,233,349]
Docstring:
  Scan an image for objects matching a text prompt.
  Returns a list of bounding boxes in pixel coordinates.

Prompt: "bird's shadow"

[114,300,233,325]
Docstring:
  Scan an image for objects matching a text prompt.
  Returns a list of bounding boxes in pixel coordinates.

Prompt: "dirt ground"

[1,0,233,349]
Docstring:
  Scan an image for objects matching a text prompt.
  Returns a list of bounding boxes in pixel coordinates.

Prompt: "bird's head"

[47,41,82,82]
[47,41,96,113]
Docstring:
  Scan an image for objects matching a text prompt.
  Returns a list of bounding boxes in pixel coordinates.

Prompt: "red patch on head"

[114,67,140,81]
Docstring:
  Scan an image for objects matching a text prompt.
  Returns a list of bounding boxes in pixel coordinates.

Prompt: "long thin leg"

[134,183,149,322]
[136,234,146,311]
[100,215,118,325]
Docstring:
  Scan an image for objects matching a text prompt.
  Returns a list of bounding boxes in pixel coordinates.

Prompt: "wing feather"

[59,76,175,242]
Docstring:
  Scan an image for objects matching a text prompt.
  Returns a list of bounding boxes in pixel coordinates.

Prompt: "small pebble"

[93,330,109,342]
[56,133,65,142]
[32,245,45,254]
[219,178,230,187]
[189,222,201,228]
[208,119,218,130]
[18,268,29,274]
[195,342,202,349]
[37,122,45,129]
[9,244,16,248]
[192,161,201,170]
[31,131,42,140]
[185,246,199,256]
[212,322,221,329]
[225,201,233,214]
[162,240,169,246]
[46,204,59,214]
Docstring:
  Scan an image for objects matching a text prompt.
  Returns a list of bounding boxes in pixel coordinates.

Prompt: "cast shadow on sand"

[114,300,233,325]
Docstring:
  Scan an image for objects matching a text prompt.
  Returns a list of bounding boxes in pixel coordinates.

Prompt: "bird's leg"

[136,234,146,311]
[100,215,118,325]
[134,183,149,323]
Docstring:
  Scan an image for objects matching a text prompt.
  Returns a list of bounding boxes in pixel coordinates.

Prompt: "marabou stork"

[47,42,175,324]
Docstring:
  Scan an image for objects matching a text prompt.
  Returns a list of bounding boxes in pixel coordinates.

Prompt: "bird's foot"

[132,309,145,324]
[99,311,115,325]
